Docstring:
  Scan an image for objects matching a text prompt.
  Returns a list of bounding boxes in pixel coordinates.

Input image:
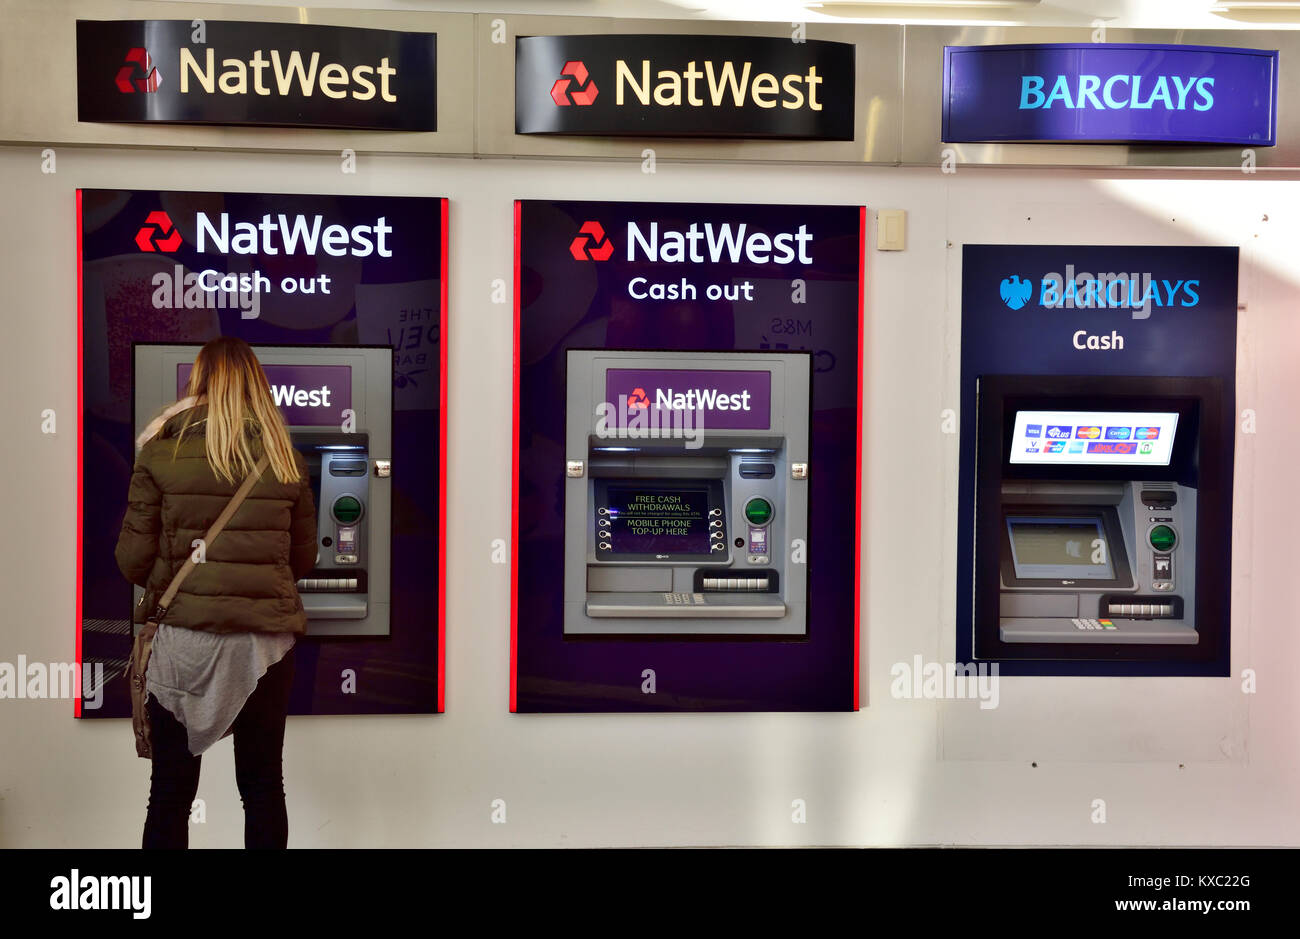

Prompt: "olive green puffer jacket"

[115,404,317,634]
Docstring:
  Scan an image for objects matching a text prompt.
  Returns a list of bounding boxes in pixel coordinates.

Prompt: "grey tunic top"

[145,623,295,756]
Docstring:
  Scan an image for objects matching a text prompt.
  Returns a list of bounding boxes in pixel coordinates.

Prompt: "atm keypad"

[661,593,706,605]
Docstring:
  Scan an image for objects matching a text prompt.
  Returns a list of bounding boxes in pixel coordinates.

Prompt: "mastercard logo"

[1075,426,1101,439]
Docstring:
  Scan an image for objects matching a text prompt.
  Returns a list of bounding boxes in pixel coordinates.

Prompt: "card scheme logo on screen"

[1075,426,1101,439]
[1024,424,1042,437]
[1088,441,1136,454]
[1044,425,1072,440]
[1105,427,1132,440]
[1045,441,1066,454]
[1135,426,1161,439]
[1068,440,1085,454]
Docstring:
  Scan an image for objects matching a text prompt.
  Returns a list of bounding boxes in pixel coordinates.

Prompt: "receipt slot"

[564,350,810,636]
[974,375,1224,651]
[133,344,393,637]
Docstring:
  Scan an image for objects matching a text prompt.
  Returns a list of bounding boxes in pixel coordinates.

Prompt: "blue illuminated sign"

[943,43,1278,146]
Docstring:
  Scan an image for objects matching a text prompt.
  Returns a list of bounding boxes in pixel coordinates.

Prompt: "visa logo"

[1075,426,1101,439]
[1105,427,1132,440]
[1045,425,1072,439]
[1024,424,1042,437]
[1025,444,1039,453]
[1135,426,1160,439]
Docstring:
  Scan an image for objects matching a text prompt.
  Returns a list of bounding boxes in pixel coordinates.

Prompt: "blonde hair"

[177,337,301,485]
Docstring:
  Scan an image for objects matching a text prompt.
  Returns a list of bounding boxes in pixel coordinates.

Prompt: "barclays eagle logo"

[999,275,1033,310]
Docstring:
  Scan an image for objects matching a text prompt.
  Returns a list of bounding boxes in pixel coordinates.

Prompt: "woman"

[115,336,317,849]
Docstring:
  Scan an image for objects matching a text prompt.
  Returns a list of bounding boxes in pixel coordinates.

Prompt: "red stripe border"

[75,190,84,719]
[438,198,449,713]
[509,201,521,713]
[854,205,865,711]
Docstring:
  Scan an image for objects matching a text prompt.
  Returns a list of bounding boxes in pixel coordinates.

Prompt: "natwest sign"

[194,212,394,258]
[943,43,1278,146]
[178,363,352,426]
[533,200,849,308]
[516,34,853,139]
[606,368,772,429]
[77,20,437,131]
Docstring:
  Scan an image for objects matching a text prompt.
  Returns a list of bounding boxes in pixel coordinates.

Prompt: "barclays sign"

[998,267,1199,320]
[943,43,1278,146]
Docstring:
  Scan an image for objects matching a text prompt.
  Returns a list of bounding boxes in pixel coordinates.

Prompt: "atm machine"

[133,343,393,637]
[973,374,1227,658]
[563,350,810,636]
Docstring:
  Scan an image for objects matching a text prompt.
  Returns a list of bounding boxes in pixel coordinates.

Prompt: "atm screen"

[1008,410,1178,466]
[1006,516,1116,580]
[603,484,713,555]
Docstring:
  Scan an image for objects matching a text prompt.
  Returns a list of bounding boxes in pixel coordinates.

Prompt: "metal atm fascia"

[563,350,810,637]
[974,375,1209,650]
[132,343,393,638]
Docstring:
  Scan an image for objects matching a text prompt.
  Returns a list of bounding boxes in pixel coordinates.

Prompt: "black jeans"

[142,645,295,849]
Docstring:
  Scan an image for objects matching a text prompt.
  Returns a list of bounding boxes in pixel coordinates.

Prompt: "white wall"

[0,142,1297,847]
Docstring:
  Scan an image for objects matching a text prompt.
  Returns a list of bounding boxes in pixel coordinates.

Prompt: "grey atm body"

[976,377,1202,647]
[133,344,392,637]
[564,350,810,636]
[998,480,1198,644]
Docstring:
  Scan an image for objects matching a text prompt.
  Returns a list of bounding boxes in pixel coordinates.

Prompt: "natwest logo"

[180,48,398,102]
[551,60,598,106]
[627,221,814,265]
[570,221,614,261]
[135,211,183,252]
[626,387,649,409]
[615,59,823,112]
[655,386,753,412]
[271,383,332,409]
[195,212,393,258]
[116,47,161,93]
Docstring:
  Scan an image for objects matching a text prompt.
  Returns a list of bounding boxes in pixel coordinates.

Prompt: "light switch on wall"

[876,209,906,251]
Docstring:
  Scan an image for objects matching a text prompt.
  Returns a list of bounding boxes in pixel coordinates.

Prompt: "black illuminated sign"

[516,34,854,139]
[76,19,437,131]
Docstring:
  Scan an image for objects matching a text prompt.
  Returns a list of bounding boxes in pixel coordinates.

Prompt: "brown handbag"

[125,455,269,759]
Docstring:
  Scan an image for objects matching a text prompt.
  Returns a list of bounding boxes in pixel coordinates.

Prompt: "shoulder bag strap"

[151,453,270,622]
